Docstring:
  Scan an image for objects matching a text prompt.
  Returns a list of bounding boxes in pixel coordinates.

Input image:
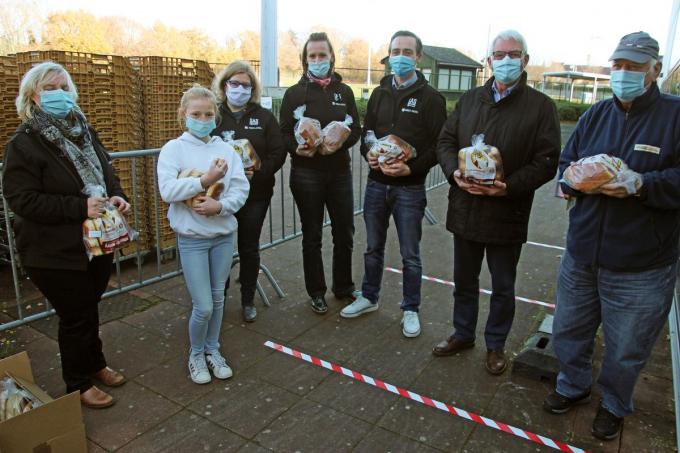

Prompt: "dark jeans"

[452,235,523,350]
[362,180,426,312]
[25,254,113,394]
[290,166,355,298]
[554,251,677,417]
[227,198,270,306]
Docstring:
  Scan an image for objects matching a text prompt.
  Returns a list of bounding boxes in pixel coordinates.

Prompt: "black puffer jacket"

[436,73,560,244]
[2,124,126,271]
[212,102,287,200]
[279,73,361,171]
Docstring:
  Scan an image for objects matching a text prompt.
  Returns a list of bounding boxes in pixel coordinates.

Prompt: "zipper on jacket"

[595,107,630,266]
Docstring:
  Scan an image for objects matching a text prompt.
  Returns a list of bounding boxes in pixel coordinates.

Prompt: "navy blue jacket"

[560,83,680,271]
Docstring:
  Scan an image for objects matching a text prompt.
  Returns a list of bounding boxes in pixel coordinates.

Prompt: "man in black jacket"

[340,30,446,338]
[433,30,560,374]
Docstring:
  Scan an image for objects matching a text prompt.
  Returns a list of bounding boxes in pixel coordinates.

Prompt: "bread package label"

[457,134,503,185]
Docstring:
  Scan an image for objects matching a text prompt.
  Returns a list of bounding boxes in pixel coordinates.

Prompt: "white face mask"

[227,85,252,107]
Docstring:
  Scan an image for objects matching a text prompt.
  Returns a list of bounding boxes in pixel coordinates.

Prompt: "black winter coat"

[212,102,287,200]
[2,124,126,271]
[361,72,447,186]
[279,73,361,172]
[436,73,561,244]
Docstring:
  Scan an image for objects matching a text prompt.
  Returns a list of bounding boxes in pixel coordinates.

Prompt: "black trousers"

[26,254,113,394]
[452,235,523,350]
[290,166,355,298]
[232,198,270,306]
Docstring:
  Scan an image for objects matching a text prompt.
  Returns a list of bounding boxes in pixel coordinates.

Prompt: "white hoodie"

[157,132,249,238]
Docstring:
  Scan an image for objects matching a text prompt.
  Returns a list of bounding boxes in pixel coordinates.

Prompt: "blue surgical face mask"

[39,89,76,119]
[389,55,416,78]
[308,59,331,78]
[185,117,216,138]
[610,70,646,102]
[227,85,252,107]
[492,56,523,84]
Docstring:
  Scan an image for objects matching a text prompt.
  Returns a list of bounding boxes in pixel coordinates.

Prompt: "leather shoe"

[94,367,126,387]
[432,336,475,356]
[243,305,257,322]
[310,296,328,314]
[80,385,115,409]
[486,349,508,375]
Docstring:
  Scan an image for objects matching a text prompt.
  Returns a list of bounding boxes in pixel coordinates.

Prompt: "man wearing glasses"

[434,30,560,375]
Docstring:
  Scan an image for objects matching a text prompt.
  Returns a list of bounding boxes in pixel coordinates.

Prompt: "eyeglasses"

[492,50,524,60]
[226,80,252,89]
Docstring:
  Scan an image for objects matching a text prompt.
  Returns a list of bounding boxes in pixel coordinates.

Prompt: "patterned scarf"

[28,108,107,195]
[307,71,332,89]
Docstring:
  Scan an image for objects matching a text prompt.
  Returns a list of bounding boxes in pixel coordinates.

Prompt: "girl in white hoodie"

[157,86,249,384]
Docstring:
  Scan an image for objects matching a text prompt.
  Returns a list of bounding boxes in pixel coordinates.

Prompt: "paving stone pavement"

[2,163,677,452]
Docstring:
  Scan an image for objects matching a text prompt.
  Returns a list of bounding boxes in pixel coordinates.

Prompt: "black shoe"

[242,305,257,323]
[310,296,328,314]
[592,403,623,441]
[333,290,357,301]
[543,389,591,414]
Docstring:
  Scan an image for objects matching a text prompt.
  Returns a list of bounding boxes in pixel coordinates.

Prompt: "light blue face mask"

[308,60,331,78]
[492,56,523,84]
[185,117,216,138]
[610,70,646,102]
[389,55,416,78]
[39,89,76,119]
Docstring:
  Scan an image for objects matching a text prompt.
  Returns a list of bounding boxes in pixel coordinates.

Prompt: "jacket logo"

[249,118,259,126]
[334,93,342,102]
[407,98,417,108]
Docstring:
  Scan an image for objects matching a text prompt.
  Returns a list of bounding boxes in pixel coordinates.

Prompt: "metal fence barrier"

[0,143,448,331]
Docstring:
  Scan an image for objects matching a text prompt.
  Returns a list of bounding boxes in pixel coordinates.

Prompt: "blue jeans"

[178,233,235,356]
[290,166,355,298]
[554,251,677,417]
[361,179,426,312]
[452,235,523,350]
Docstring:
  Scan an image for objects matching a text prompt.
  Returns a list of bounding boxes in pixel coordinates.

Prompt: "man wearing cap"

[544,32,680,441]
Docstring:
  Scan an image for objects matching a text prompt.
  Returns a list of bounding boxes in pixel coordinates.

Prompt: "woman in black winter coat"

[211,61,287,322]
[279,32,361,314]
[2,62,130,409]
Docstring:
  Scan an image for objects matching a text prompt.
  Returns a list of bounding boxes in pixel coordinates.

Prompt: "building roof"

[423,45,483,69]
[380,45,484,69]
[542,71,611,81]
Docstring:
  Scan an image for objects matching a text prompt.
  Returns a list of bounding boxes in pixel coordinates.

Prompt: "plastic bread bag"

[293,105,322,157]
[220,130,261,170]
[82,184,137,260]
[0,377,43,421]
[560,154,628,193]
[457,134,503,185]
[319,114,353,156]
[177,160,226,208]
[367,133,417,166]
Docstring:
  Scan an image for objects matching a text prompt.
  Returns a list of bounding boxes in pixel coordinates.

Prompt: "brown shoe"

[94,367,127,387]
[432,336,475,357]
[80,386,115,409]
[486,349,508,375]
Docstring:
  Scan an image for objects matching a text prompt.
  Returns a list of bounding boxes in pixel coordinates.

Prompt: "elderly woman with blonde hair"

[211,60,286,322]
[2,61,130,408]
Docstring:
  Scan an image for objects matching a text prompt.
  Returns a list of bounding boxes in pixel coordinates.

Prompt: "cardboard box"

[0,352,87,453]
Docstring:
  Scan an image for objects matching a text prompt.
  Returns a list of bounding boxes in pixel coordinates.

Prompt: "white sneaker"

[188,353,211,384]
[340,295,379,318]
[205,351,233,380]
[401,311,421,338]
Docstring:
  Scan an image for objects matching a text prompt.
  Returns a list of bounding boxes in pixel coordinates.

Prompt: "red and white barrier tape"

[384,267,556,309]
[264,341,587,453]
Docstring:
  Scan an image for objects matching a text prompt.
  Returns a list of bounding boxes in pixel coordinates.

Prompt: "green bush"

[555,101,590,122]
